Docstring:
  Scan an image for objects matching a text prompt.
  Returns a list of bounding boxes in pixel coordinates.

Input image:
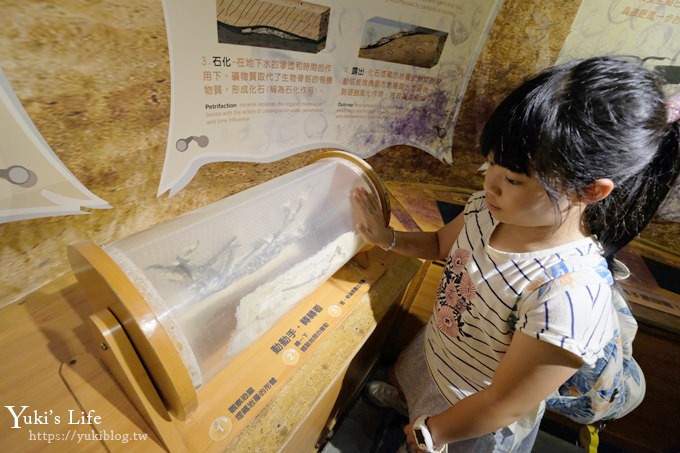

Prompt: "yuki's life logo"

[4,405,101,428]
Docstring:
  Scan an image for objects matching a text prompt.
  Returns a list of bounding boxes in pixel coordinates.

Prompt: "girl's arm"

[404,332,583,450]
[351,187,464,260]
[405,332,583,449]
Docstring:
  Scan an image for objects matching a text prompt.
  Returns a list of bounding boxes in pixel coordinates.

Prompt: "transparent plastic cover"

[104,156,380,387]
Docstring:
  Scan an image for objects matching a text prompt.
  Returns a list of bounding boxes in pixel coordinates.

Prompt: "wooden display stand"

[0,245,420,452]
[62,237,419,452]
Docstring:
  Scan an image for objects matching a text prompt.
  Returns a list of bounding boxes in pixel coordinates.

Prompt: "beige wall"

[0,0,676,308]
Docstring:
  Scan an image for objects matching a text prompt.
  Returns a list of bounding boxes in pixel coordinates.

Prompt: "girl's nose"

[483,164,502,196]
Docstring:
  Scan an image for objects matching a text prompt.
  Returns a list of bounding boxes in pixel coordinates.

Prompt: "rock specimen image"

[358,17,448,68]
[216,0,330,53]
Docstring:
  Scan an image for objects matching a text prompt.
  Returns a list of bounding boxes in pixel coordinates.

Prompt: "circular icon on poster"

[176,135,209,152]
[328,304,342,318]
[282,348,300,366]
[208,416,232,441]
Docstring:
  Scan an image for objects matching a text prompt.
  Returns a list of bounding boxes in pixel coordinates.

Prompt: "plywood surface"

[0,275,164,452]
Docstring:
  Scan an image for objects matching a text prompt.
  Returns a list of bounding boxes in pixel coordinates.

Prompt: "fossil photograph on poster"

[216,0,330,54]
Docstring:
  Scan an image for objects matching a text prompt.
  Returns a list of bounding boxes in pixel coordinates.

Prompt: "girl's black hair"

[480,56,680,263]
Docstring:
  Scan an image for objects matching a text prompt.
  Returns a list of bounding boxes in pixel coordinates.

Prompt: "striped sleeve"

[516,275,615,366]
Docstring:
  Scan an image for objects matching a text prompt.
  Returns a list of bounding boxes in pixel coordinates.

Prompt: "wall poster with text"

[159,0,504,196]
[0,68,110,224]
[558,0,680,222]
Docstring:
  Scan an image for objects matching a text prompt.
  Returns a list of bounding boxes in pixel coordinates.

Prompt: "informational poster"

[159,0,503,196]
[558,0,680,221]
[0,69,110,224]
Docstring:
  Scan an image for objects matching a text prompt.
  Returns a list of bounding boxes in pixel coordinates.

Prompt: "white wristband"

[413,414,443,452]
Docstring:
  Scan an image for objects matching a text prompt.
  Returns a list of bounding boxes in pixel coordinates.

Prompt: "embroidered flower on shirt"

[436,305,459,337]
[458,272,477,300]
[435,248,476,339]
[451,248,471,275]
[445,281,458,303]
[454,295,468,313]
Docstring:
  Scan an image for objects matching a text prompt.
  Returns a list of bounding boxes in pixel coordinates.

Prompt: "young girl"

[352,56,680,452]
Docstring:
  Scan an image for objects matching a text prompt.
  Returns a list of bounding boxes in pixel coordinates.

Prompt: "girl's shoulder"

[464,191,487,214]
[462,191,493,231]
[525,250,613,300]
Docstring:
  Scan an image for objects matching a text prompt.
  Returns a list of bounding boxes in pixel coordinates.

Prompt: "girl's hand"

[351,187,392,248]
[403,419,419,451]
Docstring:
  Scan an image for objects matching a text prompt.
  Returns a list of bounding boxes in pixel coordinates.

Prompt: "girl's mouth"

[486,199,500,212]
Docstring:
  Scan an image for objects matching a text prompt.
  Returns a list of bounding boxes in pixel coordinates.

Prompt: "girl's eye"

[505,177,521,185]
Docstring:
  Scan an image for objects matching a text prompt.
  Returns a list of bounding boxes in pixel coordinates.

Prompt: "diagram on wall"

[358,17,448,69]
[0,68,110,224]
[558,0,680,222]
[159,0,503,196]
[216,0,330,54]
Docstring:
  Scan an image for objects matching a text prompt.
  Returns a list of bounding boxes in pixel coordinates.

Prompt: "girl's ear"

[582,178,615,203]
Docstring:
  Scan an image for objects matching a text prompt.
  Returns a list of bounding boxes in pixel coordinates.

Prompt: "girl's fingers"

[353,189,378,218]
[352,188,387,243]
